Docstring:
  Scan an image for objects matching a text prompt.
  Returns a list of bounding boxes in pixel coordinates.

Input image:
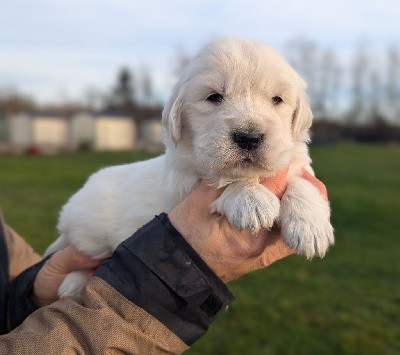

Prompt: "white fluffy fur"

[45,38,334,298]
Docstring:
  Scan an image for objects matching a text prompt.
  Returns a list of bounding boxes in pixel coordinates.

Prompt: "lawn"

[1,143,399,354]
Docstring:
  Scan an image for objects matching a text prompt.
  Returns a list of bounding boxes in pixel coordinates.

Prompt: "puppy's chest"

[164,170,200,208]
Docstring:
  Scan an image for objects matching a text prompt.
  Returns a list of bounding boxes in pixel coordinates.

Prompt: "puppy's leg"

[280,176,334,258]
[211,182,280,233]
[58,270,90,299]
[56,239,111,298]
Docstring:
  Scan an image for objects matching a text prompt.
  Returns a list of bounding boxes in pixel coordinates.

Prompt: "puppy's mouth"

[228,151,272,172]
[238,154,260,166]
[239,160,270,172]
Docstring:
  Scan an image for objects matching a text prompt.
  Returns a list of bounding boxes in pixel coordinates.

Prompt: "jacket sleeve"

[3,224,41,281]
[1,214,234,354]
[1,222,44,334]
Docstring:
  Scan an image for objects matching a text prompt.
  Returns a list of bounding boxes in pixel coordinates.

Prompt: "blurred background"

[1,1,399,353]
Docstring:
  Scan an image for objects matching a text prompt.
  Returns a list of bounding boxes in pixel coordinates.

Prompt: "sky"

[1,0,399,105]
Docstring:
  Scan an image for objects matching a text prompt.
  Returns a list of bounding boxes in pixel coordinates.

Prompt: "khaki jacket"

[3,224,41,281]
[0,213,234,354]
[0,221,188,354]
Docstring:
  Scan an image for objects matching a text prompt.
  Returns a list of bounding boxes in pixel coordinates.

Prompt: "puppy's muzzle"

[232,130,264,151]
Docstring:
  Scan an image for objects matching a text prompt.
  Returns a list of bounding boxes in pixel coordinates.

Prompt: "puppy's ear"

[162,83,184,145]
[292,89,312,141]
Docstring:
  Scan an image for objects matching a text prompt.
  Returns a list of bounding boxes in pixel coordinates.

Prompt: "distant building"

[8,113,31,147]
[140,119,163,150]
[4,110,138,152]
[7,112,69,152]
[70,112,95,150]
[94,111,136,151]
[0,114,8,143]
[32,113,69,148]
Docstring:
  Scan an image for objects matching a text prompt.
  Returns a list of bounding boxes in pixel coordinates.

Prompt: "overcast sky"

[1,0,399,104]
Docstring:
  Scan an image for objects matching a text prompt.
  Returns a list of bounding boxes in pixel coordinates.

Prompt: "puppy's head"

[162,38,312,182]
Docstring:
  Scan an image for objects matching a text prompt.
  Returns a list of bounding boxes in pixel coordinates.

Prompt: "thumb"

[47,245,103,275]
[184,181,223,207]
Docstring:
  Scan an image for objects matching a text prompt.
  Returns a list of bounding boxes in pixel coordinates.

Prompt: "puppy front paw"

[281,177,334,258]
[211,182,280,233]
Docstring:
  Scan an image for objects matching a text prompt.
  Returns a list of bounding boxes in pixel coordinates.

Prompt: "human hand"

[32,246,103,307]
[168,169,328,282]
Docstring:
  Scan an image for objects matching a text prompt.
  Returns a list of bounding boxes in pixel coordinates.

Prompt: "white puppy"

[45,38,334,298]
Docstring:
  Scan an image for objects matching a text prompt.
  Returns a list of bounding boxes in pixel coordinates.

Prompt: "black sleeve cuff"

[8,254,52,329]
[94,213,234,345]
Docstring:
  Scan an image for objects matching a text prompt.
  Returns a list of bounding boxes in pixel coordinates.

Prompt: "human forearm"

[2,277,188,354]
[2,214,233,353]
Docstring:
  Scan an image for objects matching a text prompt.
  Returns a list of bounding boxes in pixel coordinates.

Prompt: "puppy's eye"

[206,93,224,104]
[272,96,283,105]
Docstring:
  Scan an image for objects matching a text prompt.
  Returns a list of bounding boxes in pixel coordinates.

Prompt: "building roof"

[93,109,133,118]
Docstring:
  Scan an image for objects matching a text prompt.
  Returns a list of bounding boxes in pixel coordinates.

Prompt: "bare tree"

[285,37,319,106]
[314,49,342,118]
[387,47,400,122]
[285,38,343,119]
[139,67,154,102]
[349,43,370,124]
[84,87,106,111]
[0,88,36,114]
[369,69,382,121]
[111,67,136,111]
[173,45,191,80]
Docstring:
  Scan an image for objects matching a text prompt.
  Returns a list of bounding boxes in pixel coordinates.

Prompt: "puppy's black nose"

[232,130,264,151]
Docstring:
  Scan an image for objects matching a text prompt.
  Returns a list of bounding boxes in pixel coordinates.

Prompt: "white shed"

[31,114,68,148]
[7,112,69,151]
[94,112,136,150]
[141,119,163,146]
[70,112,95,149]
[0,114,8,143]
[5,111,137,152]
[8,113,31,147]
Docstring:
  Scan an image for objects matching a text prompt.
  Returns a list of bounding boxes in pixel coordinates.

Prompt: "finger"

[301,170,328,201]
[48,245,104,275]
[87,268,98,277]
[257,236,295,269]
[260,167,289,198]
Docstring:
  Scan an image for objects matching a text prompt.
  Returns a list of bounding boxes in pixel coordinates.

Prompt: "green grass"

[0,151,156,252]
[1,143,400,354]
